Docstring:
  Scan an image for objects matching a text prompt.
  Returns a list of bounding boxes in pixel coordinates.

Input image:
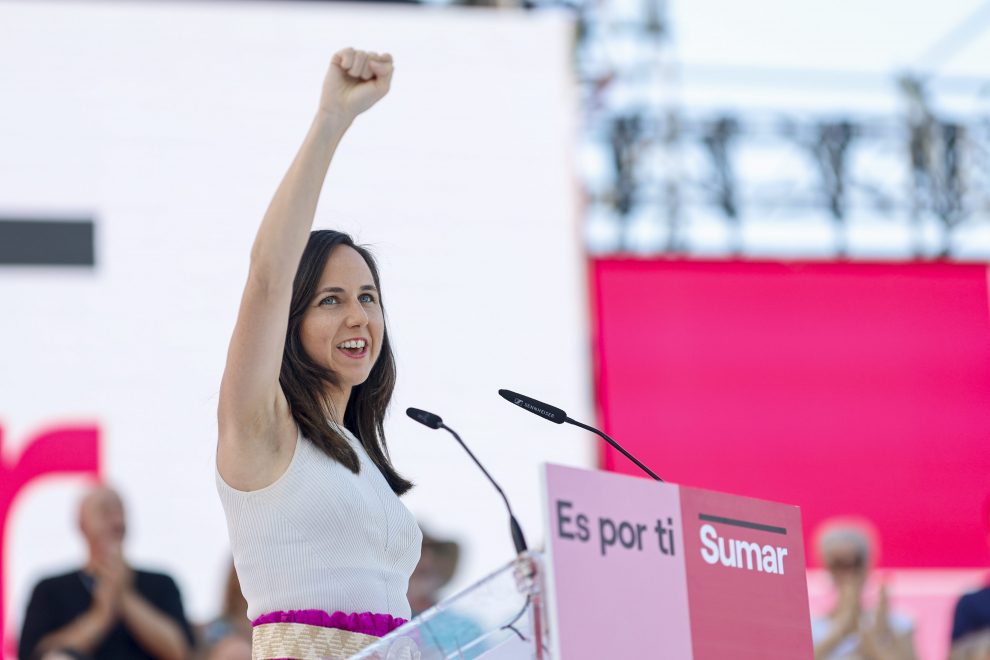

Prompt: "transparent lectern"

[346,552,551,660]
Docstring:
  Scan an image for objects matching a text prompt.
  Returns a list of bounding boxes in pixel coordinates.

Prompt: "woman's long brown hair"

[279,230,412,495]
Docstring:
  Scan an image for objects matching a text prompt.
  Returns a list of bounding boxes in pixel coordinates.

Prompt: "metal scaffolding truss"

[564,0,990,258]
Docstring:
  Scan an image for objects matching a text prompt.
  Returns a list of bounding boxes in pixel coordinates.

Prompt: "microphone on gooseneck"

[406,408,528,555]
[497,389,664,482]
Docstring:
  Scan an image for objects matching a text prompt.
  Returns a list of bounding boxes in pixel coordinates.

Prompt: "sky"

[583,0,990,258]
[673,0,989,71]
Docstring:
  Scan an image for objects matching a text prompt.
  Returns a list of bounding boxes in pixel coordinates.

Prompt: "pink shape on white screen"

[1,424,101,659]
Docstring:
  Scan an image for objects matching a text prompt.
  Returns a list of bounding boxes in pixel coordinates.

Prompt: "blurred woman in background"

[197,563,250,660]
[811,522,917,660]
[215,47,421,660]
[406,530,482,649]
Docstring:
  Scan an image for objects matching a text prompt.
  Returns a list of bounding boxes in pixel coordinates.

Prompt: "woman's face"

[824,541,866,588]
[300,246,384,390]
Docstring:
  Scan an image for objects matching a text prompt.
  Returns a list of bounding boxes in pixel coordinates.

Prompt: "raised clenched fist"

[320,48,394,121]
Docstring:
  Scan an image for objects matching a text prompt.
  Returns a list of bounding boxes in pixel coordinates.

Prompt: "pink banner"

[543,464,813,659]
[591,259,990,568]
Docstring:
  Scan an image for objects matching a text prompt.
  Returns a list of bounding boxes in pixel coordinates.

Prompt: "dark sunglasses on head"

[827,555,865,571]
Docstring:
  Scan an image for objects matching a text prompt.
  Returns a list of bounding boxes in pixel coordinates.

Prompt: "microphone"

[497,389,663,482]
[406,408,528,555]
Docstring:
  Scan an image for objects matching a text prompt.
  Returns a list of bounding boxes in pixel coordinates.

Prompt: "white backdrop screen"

[0,0,591,650]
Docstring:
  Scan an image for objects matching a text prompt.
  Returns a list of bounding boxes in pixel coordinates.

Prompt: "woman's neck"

[328,384,352,424]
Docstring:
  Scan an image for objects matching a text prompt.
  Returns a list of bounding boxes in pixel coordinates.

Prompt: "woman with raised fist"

[215,48,422,660]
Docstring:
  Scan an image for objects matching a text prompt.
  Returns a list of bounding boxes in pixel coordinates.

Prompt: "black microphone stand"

[439,423,528,554]
[406,408,528,554]
[498,389,663,482]
[562,417,663,482]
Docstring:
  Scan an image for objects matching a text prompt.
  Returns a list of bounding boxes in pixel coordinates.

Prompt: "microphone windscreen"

[498,389,567,424]
[406,407,444,429]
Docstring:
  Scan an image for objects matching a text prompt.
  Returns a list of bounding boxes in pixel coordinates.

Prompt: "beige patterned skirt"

[252,622,380,660]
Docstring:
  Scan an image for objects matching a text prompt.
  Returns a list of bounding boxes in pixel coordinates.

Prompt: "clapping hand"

[832,578,863,639]
[90,542,131,620]
[858,585,915,660]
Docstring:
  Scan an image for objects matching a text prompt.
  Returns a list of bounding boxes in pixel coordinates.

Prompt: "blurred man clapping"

[18,487,193,660]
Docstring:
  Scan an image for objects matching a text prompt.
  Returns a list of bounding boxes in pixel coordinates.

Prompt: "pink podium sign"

[542,464,813,659]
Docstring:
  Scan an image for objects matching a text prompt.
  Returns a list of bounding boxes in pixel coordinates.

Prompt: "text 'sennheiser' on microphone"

[497,389,663,482]
[406,408,528,555]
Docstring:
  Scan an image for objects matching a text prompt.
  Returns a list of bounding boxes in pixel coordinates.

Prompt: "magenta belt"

[251,610,408,660]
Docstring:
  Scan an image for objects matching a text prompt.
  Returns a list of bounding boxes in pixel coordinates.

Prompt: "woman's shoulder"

[216,426,303,495]
[809,615,833,640]
[885,610,915,634]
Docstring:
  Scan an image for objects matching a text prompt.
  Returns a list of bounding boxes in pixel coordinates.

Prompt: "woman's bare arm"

[33,608,116,659]
[218,48,394,491]
[119,590,190,660]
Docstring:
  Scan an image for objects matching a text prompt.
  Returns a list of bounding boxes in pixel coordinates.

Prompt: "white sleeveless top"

[216,427,422,620]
